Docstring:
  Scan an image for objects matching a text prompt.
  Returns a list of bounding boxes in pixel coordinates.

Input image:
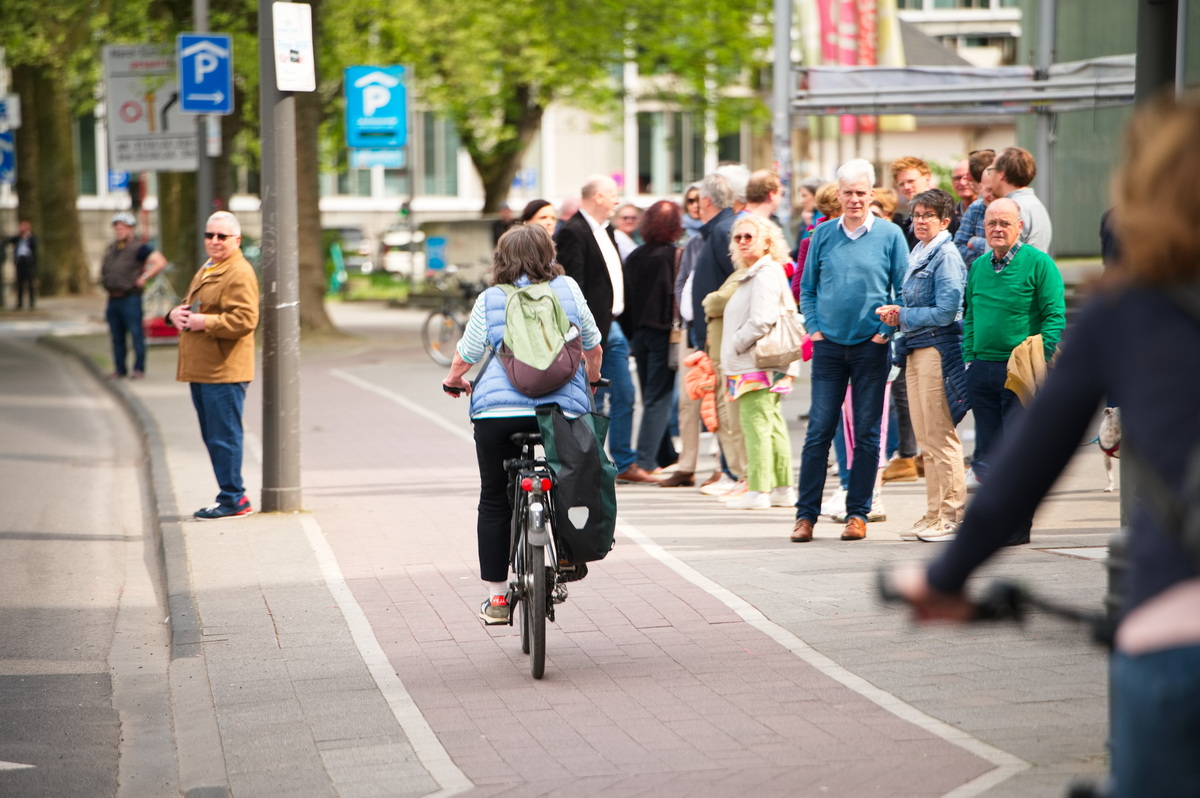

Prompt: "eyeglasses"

[685,196,700,204]
[618,215,639,222]
[911,212,942,221]
[951,174,971,182]
[204,232,235,241]
[732,233,755,243]
[984,220,1015,229]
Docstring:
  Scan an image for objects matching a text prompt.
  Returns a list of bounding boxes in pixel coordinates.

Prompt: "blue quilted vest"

[469,276,592,419]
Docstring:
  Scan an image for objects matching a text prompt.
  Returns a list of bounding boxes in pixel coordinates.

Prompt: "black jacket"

[555,211,618,344]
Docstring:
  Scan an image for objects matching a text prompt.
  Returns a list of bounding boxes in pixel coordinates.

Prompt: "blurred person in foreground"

[894,93,1200,797]
[168,212,259,520]
[442,225,603,624]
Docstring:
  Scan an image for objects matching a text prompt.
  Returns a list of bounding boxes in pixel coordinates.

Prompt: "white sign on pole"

[103,44,198,172]
[272,3,316,92]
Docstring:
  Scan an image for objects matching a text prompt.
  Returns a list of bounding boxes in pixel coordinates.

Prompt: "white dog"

[1099,407,1121,492]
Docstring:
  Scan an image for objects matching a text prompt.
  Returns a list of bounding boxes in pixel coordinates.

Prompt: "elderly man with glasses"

[960,198,1064,545]
[168,211,261,520]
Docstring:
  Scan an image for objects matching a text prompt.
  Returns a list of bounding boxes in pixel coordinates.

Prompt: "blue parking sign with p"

[345,66,407,149]
[178,34,234,115]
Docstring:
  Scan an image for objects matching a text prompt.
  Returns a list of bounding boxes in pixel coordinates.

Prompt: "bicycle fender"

[528,502,549,546]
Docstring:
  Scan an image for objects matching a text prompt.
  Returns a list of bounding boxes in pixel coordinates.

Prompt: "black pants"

[473,415,540,583]
[15,264,35,309]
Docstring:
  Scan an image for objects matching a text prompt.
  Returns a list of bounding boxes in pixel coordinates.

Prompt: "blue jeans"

[796,339,890,521]
[106,294,146,375]
[190,382,249,508]
[965,359,1021,481]
[596,320,636,472]
[629,326,676,471]
[1112,645,1200,797]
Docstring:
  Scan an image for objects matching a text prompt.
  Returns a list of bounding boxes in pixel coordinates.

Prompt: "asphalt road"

[0,330,175,797]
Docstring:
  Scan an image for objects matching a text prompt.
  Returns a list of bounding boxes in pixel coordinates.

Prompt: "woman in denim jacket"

[877,188,968,542]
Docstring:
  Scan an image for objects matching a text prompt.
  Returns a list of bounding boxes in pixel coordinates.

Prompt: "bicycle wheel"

[522,519,547,679]
[422,311,463,366]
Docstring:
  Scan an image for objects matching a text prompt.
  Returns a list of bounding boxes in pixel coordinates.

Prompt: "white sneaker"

[965,467,982,492]
[769,486,798,507]
[899,518,937,541]
[821,487,847,519]
[867,498,887,523]
[716,481,748,502]
[726,490,770,510]
[918,521,958,542]
[699,474,735,496]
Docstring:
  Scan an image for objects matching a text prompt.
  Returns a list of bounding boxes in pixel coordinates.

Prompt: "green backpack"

[493,282,584,397]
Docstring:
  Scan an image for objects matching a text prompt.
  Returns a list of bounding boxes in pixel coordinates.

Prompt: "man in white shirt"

[555,176,652,482]
[983,146,1053,254]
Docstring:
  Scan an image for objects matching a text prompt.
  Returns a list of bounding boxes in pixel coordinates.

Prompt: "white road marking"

[300,515,473,796]
[0,761,35,771]
[331,366,1028,796]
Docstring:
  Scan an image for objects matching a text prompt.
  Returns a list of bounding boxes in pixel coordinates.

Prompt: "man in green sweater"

[962,198,1065,544]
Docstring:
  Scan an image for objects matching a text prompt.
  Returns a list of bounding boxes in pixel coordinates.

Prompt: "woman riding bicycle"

[442,225,603,625]
[894,93,1200,797]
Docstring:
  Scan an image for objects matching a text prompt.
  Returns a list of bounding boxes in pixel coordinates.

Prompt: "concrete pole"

[258,0,303,512]
[195,0,213,267]
[1136,0,1179,103]
[772,0,793,236]
[1033,0,1055,253]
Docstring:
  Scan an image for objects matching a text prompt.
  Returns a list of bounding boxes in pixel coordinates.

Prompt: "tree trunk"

[31,66,89,295]
[463,90,545,214]
[12,66,43,239]
[294,88,335,335]
[157,172,198,297]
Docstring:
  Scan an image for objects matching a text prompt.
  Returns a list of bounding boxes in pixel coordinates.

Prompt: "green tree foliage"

[326,0,772,211]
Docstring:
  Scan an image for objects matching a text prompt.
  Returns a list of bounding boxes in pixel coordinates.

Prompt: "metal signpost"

[259,0,314,513]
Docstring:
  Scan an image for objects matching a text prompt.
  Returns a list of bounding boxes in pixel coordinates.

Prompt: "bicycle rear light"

[540,478,552,492]
[521,477,534,492]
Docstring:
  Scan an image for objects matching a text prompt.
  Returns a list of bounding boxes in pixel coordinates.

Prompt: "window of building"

[76,115,99,196]
[637,111,734,197]
[422,113,459,196]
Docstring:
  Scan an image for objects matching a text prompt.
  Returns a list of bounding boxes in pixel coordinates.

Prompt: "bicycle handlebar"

[876,567,1114,649]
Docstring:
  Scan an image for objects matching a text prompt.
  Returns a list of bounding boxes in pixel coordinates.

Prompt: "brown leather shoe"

[657,471,695,488]
[882,457,919,483]
[841,516,867,540]
[790,518,814,543]
[616,464,660,484]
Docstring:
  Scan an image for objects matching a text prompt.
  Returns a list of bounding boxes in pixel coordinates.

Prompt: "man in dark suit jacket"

[555,176,655,483]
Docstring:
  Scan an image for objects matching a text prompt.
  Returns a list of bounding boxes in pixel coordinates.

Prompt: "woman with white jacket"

[718,214,799,510]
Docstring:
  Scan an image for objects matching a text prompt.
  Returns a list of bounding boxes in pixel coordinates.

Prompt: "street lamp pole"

[772,0,793,236]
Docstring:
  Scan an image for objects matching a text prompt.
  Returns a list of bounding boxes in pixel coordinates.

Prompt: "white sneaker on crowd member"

[899,518,937,542]
[769,486,798,507]
[726,490,771,510]
[965,467,982,492]
[821,486,847,519]
[716,481,748,503]
[918,521,959,542]
[699,473,735,496]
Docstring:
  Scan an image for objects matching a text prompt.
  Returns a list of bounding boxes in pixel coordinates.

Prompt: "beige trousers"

[713,367,747,480]
[676,338,702,474]
[906,346,965,523]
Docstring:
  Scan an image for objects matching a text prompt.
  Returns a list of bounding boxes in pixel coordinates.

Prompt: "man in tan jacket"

[168,211,260,520]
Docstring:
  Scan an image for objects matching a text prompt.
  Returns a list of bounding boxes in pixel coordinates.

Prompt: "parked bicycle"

[421,270,486,366]
[878,568,1112,798]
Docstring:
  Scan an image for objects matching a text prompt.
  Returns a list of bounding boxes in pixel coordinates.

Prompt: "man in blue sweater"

[792,159,908,543]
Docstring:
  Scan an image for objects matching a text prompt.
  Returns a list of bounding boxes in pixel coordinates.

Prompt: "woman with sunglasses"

[682,183,704,241]
[713,214,798,511]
